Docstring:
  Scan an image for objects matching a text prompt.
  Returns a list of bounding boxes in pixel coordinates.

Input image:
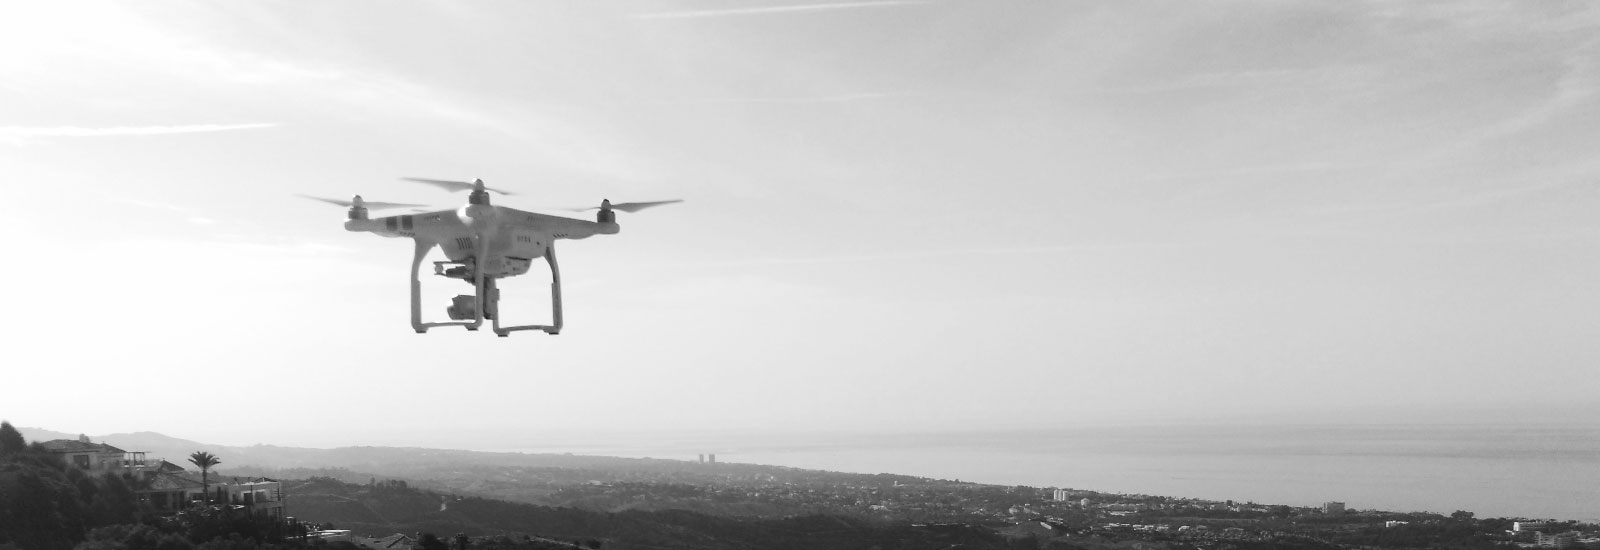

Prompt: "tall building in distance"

[1052,488,1071,502]
[1323,501,1346,514]
[1513,521,1549,532]
[698,454,704,464]
[709,453,716,464]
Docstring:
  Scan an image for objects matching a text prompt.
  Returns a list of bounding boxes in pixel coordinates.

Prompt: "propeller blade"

[610,199,684,213]
[296,194,427,210]
[567,199,684,213]
[401,177,515,195]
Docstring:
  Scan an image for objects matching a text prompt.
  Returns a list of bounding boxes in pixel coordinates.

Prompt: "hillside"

[8,425,1563,550]
[284,476,1012,550]
[7,425,1018,549]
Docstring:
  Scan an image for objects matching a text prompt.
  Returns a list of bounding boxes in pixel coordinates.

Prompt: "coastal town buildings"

[224,477,287,520]
[37,436,147,472]
[1533,530,1577,548]
[38,437,285,520]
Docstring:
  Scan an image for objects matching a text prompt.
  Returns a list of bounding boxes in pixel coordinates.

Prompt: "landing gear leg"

[466,233,486,331]
[410,239,434,334]
[546,245,563,335]
[492,245,564,337]
[409,237,483,334]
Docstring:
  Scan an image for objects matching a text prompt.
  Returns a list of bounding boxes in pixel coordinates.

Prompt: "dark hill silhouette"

[287,476,1011,550]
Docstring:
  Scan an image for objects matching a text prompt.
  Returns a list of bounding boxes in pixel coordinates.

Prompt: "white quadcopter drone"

[303,178,680,337]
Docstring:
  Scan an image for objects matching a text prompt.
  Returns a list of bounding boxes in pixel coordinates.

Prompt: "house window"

[73,455,90,468]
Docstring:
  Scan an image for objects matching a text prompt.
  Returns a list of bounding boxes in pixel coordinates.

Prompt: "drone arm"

[346,216,413,238]
[550,218,618,241]
[503,208,618,241]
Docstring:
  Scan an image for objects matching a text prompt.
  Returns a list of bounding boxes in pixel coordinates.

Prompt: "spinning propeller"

[297,194,425,210]
[402,177,515,195]
[568,199,684,213]
[300,177,683,216]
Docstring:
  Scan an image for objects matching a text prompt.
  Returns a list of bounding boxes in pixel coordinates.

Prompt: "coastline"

[498,423,1600,523]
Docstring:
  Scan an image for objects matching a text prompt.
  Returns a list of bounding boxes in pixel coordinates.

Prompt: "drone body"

[309,178,679,337]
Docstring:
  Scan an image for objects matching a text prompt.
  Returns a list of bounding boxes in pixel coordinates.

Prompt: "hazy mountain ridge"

[17,426,714,473]
[14,427,927,510]
[15,426,77,444]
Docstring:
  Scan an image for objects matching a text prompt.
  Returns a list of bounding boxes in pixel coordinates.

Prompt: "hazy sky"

[2,1,1596,448]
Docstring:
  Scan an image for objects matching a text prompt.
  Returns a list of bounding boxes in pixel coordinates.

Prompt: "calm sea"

[506,424,1600,523]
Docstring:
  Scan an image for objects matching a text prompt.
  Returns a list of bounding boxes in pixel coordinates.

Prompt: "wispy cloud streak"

[676,242,1177,268]
[0,123,278,139]
[634,1,929,20]
[696,92,903,104]
[611,92,906,108]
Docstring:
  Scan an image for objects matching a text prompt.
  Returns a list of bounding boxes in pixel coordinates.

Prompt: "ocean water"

[510,424,1600,522]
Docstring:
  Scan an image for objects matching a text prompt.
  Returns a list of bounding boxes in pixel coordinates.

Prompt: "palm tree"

[188,451,221,506]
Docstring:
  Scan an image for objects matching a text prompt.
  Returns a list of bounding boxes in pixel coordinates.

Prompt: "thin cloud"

[620,91,908,105]
[616,92,907,108]
[118,198,190,212]
[676,242,1176,268]
[1391,176,1595,217]
[1088,65,1391,100]
[697,92,904,104]
[0,123,278,139]
[634,1,930,20]
[106,196,228,228]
